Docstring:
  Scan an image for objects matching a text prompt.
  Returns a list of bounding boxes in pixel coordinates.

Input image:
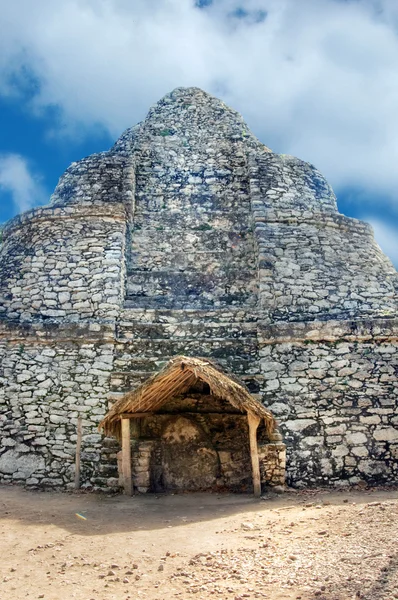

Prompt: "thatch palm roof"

[99,355,276,439]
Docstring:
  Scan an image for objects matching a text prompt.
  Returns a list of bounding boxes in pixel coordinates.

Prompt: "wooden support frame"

[247,412,262,498]
[120,412,153,419]
[74,416,83,490]
[121,417,132,496]
[120,411,244,419]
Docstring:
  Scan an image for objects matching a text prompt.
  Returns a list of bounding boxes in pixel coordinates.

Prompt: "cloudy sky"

[0,0,397,265]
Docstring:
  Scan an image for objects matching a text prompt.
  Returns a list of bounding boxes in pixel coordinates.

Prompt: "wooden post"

[121,417,132,496]
[247,412,261,498]
[74,416,83,490]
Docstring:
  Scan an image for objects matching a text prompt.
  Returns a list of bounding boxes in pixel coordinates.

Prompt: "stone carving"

[0,87,396,491]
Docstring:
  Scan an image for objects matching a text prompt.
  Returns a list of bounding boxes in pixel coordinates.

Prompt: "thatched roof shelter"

[99,355,276,439]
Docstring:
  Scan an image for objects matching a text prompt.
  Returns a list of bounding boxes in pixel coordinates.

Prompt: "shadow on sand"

[1,483,397,538]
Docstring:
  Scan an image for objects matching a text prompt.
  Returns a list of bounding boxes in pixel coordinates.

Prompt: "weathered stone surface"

[0,87,397,490]
[0,450,44,478]
[373,427,398,442]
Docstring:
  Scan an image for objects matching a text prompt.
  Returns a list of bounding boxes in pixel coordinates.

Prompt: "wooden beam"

[74,416,83,490]
[120,412,153,419]
[120,411,244,418]
[247,412,261,498]
[121,417,132,496]
[157,411,244,416]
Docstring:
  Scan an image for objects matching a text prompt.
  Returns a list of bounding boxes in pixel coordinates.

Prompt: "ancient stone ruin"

[0,87,397,493]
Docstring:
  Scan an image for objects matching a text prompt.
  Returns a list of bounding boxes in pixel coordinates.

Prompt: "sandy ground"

[1,485,398,600]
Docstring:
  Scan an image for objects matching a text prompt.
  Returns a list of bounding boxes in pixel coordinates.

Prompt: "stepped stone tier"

[0,86,397,492]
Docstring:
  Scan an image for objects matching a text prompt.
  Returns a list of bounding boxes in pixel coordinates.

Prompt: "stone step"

[124,295,256,309]
[113,348,259,376]
[116,320,258,341]
[128,250,254,271]
[119,307,259,324]
[132,208,251,218]
[125,269,257,306]
[109,370,263,395]
[131,219,253,236]
[114,335,258,357]
[132,192,251,215]
[129,230,255,256]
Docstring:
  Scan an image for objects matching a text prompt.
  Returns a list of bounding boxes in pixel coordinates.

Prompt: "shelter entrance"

[100,357,286,497]
[155,415,220,492]
[132,385,262,494]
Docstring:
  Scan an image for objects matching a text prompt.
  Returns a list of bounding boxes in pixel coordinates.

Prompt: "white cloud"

[367,219,398,266]
[0,154,46,213]
[0,0,398,206]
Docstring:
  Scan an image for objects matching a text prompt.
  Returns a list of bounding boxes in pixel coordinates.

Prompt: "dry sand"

[1,484,397,600]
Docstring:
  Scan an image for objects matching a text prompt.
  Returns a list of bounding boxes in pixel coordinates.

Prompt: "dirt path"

[1,485,398,600]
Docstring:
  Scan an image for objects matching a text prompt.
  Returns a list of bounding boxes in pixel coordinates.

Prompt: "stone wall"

[250,155,398,322]
[0,204,128,322]
[0,321,117,489]
[50,153,135,212]
[2,316,396,490]
[259,318,398,486]
[259,441,286,487]
[253,153,338,213]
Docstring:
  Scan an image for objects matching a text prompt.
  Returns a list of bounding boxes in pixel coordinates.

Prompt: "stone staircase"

[110,308,263,397]
[124,267,257,309]
[125,205,259,310]
[119,129,262,396]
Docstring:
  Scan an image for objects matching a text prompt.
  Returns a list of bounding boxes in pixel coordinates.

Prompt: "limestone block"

[0,450,45,478]
[325,424,347,435]
[351,446,369,457]
[345,432,367,445]
[284,419,317,432]
[359,415,381,425]
[16,372,33,383]
[49,415,68,424]
[331,445,349,458]
[373,427,398,442]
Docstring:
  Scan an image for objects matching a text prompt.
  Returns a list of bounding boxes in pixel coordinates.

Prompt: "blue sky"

[0,0,397,265]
